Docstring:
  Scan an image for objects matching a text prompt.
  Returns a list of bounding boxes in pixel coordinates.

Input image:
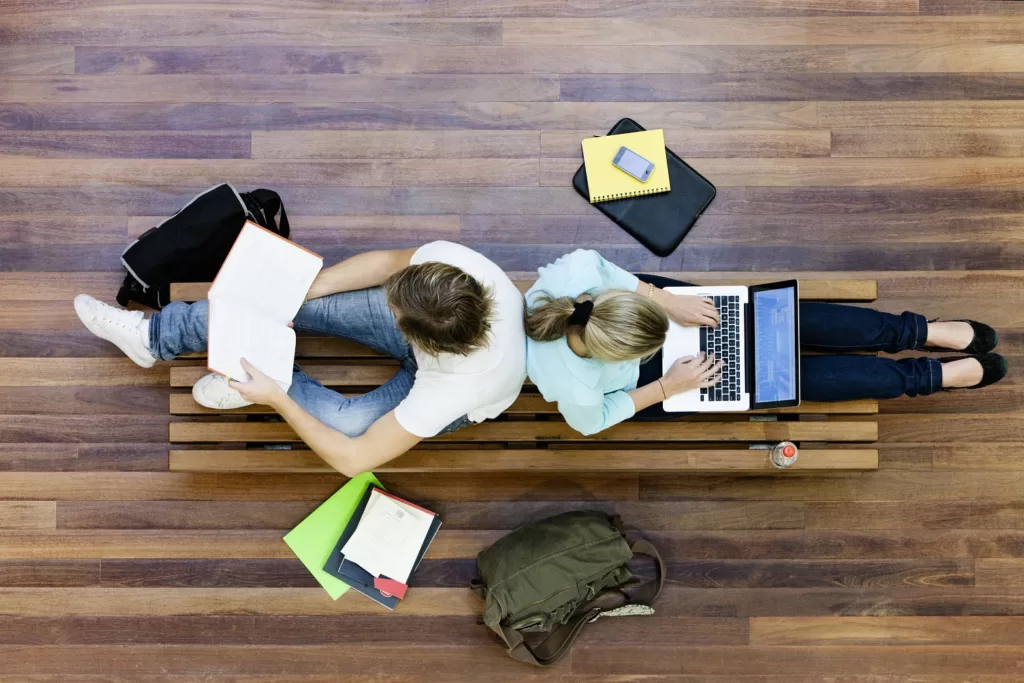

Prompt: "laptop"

[662,280,801,412]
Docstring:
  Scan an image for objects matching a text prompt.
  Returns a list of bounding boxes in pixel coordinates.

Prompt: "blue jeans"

[633,274,942,418]
[149,288,469,437]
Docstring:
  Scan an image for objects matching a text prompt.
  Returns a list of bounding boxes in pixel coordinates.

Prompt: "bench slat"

[169,448,879,473]
[169,393,878,416]
[169,420,878,444]
[171,276,876,303]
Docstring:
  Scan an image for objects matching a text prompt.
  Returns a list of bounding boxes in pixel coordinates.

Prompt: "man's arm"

[229,359,422,477]
[275,397,421,477]
[306,248,417,301]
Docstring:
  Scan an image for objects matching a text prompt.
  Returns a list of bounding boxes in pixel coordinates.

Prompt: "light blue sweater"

[525,250,642,436]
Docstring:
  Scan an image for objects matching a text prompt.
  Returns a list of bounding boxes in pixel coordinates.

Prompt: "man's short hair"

[384,261,493,356]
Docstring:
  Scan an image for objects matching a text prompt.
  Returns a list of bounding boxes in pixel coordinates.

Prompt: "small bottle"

[770,441,799,468]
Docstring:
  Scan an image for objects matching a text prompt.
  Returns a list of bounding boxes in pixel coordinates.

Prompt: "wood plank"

[0,416,169,444]
[571,645,1024,677]
[0,614,493,645]
[75,44,1024,75]
[541,157,1024,188]
[659,585,1024,618]
[542,129,831,158]
[664,558,973,588]
[57,499,805,530]
[0,273,125,299]
[820,101,1024,128]
[0,502,55,529]
[97,559,320,588]
[832,128,1024,157]
[252,130,539,158]
[0,102,820,132]
[169,448,879,473]
[9,14,503,46]
[0,529,497,559]
[0,132,250,158]
[0,644,536,676]
[0,47,74,75]
[504,17,1017,44]
[0,560,99,587]
[169,392,878,416]
[977,560,1024,588]
[880,414,1024,443]
[0,471,637,502]
[0,158,540,187]
[750,616,1024,645]
[0,359,167,387]
[641,469,1024,503]
[0,587,479,617]
[169,420,879,444]
[170,276,878,302]
[0,75,559,104]
[559,73,972,102]
[0,444,168,473]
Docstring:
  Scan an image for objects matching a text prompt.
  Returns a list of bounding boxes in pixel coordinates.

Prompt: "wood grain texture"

[504,17,1021,44]
[3,0,1024,678]
[168,448,879,473]
[0,75,559,103]
[74,45,1024,75]
[0,502,55,529]
[168,419,879,444]
[169,392,879,415]
[750,616,1024,645]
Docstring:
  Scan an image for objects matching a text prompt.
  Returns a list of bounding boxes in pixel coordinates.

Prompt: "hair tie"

[568,300,594,327]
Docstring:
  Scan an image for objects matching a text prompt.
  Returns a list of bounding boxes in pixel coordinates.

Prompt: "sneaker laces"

[98,306,143,331]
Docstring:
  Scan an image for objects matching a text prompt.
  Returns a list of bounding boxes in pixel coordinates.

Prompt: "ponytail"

[526,290,668,363]
[525,294,577,342]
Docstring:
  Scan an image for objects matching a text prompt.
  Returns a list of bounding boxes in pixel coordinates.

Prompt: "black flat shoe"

[924,319,998,354]
[940,353,1008,391]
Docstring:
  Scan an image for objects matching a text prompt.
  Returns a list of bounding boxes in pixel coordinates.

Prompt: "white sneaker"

[192,373,253,410]
[74,294,157,368]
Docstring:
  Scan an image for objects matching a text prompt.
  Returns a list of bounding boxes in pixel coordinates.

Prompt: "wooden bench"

[167,274,880,474]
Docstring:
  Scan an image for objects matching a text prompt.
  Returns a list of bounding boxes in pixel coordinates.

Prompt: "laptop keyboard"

[699,295,741,402]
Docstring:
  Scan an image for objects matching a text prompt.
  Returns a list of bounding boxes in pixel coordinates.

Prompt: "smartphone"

[612,146,655,182]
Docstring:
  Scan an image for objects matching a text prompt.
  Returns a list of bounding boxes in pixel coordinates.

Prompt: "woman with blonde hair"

[525,249,1006,436]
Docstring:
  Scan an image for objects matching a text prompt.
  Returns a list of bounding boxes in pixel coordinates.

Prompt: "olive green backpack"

[470,511,664,667]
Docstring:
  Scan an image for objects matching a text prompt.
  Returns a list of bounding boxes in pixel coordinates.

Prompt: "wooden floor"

[2,0,1024,679]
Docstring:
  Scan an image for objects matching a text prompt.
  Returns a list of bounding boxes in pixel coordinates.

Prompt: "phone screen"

[614,147,653,181]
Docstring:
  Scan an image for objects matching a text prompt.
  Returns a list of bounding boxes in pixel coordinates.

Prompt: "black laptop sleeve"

[573,118,716,257]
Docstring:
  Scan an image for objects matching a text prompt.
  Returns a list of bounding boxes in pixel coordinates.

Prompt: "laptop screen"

[752,286,798,403]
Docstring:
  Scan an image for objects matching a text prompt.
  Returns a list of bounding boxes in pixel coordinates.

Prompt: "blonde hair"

[526,289,668,362]
[384,261,493,356]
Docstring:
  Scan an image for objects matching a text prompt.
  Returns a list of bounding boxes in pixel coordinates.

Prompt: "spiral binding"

[593,185,670,202]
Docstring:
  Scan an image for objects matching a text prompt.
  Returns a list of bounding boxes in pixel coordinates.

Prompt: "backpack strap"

[485,539,665,667]
[247,189,290,237]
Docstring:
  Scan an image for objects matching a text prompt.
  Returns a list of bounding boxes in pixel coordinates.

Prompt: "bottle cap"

[783,445,796,457]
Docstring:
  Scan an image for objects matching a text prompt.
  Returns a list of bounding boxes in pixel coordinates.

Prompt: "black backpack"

[117,183,289,309]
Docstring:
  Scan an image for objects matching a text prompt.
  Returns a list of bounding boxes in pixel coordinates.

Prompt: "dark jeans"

[633,274,942,419]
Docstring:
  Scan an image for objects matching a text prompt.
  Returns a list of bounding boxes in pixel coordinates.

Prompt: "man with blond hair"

[75,242,526,476]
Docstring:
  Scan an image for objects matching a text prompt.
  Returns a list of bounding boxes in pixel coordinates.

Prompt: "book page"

[208,297,297,387]
[209,222,323,325]
[340,489,434,583]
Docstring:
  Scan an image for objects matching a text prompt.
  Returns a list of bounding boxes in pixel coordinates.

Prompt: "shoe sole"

[192,376,253,410]
[74,296,156,369]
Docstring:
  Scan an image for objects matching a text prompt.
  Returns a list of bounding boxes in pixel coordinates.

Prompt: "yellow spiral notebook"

[581,129,671,203]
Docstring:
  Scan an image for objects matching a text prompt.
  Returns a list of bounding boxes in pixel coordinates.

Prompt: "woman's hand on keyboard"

[662,352,724,396]
[657,293,720,328]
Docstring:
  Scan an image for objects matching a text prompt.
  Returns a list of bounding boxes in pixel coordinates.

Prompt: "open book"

[207,221,323,388]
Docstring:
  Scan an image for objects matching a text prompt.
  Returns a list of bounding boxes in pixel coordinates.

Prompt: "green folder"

[283,471,382,600]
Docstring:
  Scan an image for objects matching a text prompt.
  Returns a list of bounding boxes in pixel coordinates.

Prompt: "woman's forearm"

[629,380,666,412]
